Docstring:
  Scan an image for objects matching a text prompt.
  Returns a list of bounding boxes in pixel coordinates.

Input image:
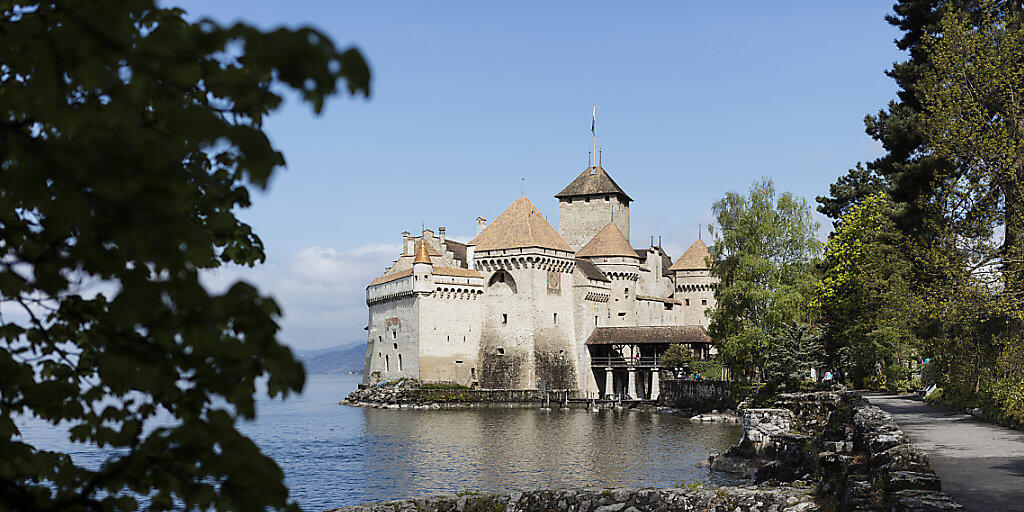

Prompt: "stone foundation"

[327,486,817,512]
[710,391,963,511]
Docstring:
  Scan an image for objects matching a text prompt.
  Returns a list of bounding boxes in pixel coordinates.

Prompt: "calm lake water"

[16,374,742,511]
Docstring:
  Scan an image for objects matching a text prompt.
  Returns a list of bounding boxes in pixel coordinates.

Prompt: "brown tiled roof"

[413,240,432,264]
[657,247,674,277]
[585,325,712,345]
[443,239,468,267]
[669,239,711,271]
[469,196,573,253]
[576,224,639,259]
[433,266,483,279]
[637,295,682,305]
[555,166,633,202]
[368,268,413,287]
[574,258,610,282]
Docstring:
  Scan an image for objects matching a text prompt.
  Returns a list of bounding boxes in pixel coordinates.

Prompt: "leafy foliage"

[707,177,823,380]
[914,0,1024,425]
[0,2,369,511]
[660,344,694,369]
[815,194,921,389]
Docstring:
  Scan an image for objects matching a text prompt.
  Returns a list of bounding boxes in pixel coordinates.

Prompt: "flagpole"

[592,104,597,168]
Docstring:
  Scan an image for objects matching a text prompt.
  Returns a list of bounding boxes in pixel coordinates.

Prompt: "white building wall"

[364,294,420,384]
[674,269,717,328]
[416,288,483,386]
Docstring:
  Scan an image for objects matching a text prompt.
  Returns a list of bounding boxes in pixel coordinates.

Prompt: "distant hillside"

[296,342,365,375]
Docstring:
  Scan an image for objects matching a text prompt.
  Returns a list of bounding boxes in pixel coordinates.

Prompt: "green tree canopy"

[815,193,920,389]
[0,2,369,511]
[707,177,823,379]
[660,344,694,369]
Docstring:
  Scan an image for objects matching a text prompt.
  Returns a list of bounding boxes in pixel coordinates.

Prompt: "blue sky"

[189,1,905,350]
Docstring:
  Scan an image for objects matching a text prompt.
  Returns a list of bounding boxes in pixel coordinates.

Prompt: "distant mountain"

[296,342,366,375]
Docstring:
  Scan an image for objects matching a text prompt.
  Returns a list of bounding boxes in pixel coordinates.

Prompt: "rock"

[885,471,942,493]
[891,489,964,511]
[593,503,624,512]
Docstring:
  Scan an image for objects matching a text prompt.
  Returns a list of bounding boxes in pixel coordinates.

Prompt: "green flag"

[591,105,596,136]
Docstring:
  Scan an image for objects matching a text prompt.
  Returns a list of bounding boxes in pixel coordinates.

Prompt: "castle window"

[685,298,690,306]
[398,354,403,371]
[617,312,626,317]
[595,316,598,326]
[701,299,708,306]
[455,360,464,364]
[471,367,476,377]
[502,313,508,324]
[625,287,629,297]
[392,330,397,339]
[385,354,390,371]
[393,343,398,350]
[497,347,505,355]
[553,313,557,325]
[585,197,590,203]
[378,336,382,343]
[604,195,609,202]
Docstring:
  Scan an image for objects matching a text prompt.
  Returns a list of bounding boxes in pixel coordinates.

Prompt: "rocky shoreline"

[327,485,817,512]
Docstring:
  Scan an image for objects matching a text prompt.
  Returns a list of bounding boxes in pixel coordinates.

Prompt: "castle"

[362,165,716,399]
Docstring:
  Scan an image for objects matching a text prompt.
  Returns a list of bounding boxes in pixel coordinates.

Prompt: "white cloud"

[201,242,401,350]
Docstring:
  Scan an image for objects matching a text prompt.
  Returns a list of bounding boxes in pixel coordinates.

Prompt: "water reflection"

[356,404,741,502]
[15,375,741,511]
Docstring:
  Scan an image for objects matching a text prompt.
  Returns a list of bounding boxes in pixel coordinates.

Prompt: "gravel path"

[864,393,1024,512]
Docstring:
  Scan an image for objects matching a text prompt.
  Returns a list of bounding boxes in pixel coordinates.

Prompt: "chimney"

[422,228,433,245]
[438,226,446,246]
[476,217,487,236]
[402,231,412,255]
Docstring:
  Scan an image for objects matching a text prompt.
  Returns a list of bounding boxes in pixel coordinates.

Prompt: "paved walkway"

[864,393,1024,512]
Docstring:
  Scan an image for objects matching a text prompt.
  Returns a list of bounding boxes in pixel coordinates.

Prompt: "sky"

[186,1,906,350]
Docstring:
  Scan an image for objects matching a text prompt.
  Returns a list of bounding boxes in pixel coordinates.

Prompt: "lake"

[15,374,742,511]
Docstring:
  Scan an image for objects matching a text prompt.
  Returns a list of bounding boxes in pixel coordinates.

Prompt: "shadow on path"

[864,393,1024,512]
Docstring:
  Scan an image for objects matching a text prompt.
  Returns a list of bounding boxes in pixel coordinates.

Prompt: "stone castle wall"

[558,195,630,251]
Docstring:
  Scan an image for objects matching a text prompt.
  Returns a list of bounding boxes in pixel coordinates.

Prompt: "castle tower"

[555,166,632,251]
[668,239,716,327]
[576,223,641,327]
[469,196,579,391]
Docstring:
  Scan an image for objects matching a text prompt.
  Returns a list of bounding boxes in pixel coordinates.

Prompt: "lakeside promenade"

[865,393,1024,512]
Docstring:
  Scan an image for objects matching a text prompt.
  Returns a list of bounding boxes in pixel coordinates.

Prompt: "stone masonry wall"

[656,380,734,412]
[712,392,963,511]
[328,486,817,512]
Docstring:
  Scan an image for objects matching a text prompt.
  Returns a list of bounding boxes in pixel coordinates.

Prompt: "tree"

[915,0,1024,420]
[707,177,823,380]
[763,322,824,392]
[815,194,921,389]
[660,344,695,369]
[919,0,1024,332]
[0,3,369,511]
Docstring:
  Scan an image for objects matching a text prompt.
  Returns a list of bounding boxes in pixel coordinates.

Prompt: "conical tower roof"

[469,197,573,252]
[412,240,432,264]
[668,239,711,271]
[555,166,632,202]
[576,223,639,259]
